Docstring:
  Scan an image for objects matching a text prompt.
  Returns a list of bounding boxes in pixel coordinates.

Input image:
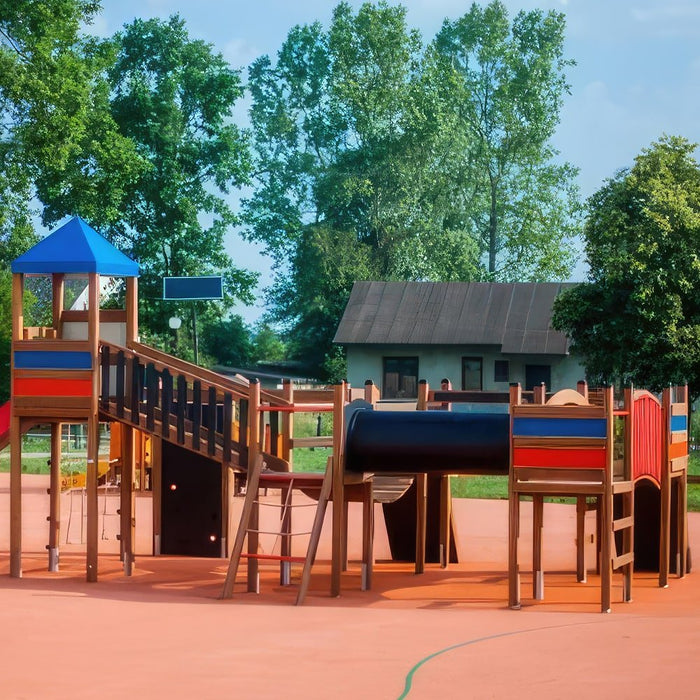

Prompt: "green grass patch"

[291,447,331,473]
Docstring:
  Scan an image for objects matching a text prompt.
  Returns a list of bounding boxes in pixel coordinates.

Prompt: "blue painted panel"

[513,417,607,438]
[14,350,92,370]
[671,414,687,433]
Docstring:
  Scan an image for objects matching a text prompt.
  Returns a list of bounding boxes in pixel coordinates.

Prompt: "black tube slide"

[345,409,510,475]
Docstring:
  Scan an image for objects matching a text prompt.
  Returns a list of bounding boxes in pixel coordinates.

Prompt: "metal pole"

[192,302,199,365]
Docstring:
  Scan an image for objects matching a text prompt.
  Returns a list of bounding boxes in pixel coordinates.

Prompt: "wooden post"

[508,383,522,608]
[415,473,427,574]
[361,477,374,591]
[532,494,544,599]
[10,273,23,578]
[52,273,64,337]
[281,379,293,468]
[151,435,162,555]
[331,382,346,597]
[126,276,138,345]
[576,496,587,583]
[121,424,135,574]
[364,380,380,405]
[416,379,429,411]
[600,385,614,613]
[439,475,451,569]
[85,273,100,582]
[660,387,671,588]
[533,382,546,405]
[10,415,22,578]
[221,463,233,558]
[247,380,261,592]
[48,422,62,571]
[622,386,634,602]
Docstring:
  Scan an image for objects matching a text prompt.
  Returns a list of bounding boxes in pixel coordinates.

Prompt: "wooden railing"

[99,341,250,467]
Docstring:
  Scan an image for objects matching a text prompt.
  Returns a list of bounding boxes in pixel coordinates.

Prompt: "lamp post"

[168,316,181,354]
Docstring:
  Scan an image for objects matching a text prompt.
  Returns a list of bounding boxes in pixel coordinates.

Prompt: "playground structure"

[336,379,689,612]
[4,216,691,611]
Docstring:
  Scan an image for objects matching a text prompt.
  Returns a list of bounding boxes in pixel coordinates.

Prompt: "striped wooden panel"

[14,377,92,397]
[671,455,688,472]
[512,446,607,470]
[13,396,92,412]
[671,414,687,432]
[511,405,605,420]
[513,436,606,449]
[633,392,662,483]
[669,440,688,460]
[14,350,92,370]
[512,417,606,438]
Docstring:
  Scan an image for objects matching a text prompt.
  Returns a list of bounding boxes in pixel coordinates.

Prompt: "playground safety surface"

[1,475,699,699]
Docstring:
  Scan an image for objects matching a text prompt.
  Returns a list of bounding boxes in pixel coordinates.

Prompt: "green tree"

[552,135,700,395]
[245,1,579,377]
[0,0,144,230]
[252,323,287,364]
[0,0,126,399]
[104,16,256,355]
[201,315,253,368]
[431,0,581,280]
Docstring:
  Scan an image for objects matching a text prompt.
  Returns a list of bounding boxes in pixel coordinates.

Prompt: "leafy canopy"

[244,1,581,377]
[552,135,700,395]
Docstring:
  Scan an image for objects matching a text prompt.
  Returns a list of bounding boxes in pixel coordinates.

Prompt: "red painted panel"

[14,377,92,397]
[513,447,606,469]
[633,394,662,482]
[669,441,688,460]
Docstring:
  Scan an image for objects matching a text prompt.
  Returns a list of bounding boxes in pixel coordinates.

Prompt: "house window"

[383,357,419,399]
[462,357,482,390]
[494,360,509,383]
[525,364,551,391]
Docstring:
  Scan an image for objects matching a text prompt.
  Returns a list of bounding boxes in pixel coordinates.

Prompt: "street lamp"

[168,316,181,354]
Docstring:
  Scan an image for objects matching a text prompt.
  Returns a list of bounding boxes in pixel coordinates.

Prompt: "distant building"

[334,281,584,397]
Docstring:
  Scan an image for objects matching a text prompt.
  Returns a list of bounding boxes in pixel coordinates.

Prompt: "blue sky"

[85,0,700,322]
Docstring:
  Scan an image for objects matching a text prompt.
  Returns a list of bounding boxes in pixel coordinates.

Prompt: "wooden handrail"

[100,340,250,401]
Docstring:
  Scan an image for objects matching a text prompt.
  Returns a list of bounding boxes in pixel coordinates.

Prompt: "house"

[333,281,584,398]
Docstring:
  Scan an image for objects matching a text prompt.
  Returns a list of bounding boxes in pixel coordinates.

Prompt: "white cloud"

[223,38,260,69]
[631,4,700,37]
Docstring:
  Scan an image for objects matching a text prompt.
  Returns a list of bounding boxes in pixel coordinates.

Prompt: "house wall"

[345,344,585,395]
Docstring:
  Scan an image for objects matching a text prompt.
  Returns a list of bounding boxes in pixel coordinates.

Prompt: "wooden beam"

[10,415,22,578]
[85,273,100,582]
[151,434,162,554]
[121,424,135,575]
[48,422,61,572]
[330,382,346,597]
[12,273,23,342]
[126,276,138,345]
[52,273,64,337]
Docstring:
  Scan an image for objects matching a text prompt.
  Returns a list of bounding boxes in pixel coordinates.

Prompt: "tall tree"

[104,16,256,351]
[431,0,580,280]
[0,0,132,398]
[0,0,144,230]
[552,135,700,396]
[245,1,580,377]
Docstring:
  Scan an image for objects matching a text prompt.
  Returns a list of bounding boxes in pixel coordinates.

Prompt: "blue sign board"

[163,276,223,301]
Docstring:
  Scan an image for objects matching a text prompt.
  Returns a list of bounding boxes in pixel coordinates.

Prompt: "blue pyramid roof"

[11,216,139,276]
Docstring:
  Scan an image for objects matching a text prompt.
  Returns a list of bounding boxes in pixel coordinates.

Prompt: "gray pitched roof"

[333,281,574,355]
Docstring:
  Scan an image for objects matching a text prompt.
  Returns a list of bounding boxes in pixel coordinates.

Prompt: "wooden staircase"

[98,341,256,467]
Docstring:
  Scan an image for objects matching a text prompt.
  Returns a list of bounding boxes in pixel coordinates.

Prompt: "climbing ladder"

[221,455,334,605]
